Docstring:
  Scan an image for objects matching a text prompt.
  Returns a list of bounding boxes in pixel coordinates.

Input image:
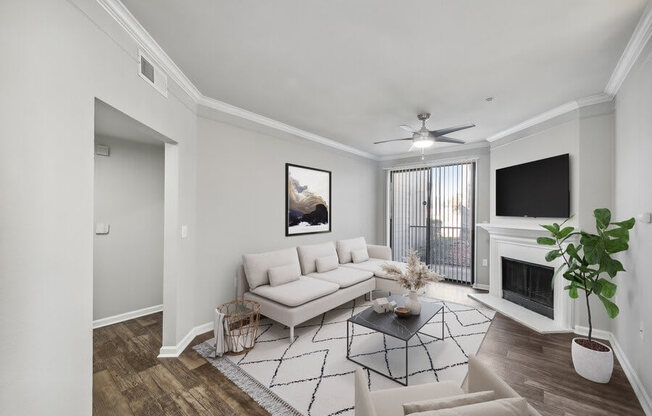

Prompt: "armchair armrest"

[367,244,391,260]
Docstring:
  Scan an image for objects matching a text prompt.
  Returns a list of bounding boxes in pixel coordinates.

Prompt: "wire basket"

[217,299,261,355]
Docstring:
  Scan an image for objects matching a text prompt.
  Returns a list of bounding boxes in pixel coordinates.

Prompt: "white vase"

[405,291,421,315]
[571,337,613,383]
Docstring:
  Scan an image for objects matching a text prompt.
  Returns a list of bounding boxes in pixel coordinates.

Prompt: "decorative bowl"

[394,306,411,318]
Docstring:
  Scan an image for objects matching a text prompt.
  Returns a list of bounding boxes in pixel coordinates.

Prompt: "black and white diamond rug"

[194,295,494,416]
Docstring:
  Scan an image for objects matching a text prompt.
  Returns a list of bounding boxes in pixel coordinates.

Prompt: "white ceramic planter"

[405,291,421,315]
[571,337,613,383]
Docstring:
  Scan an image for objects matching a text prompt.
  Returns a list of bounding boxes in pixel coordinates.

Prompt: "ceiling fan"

[374,113,475,157]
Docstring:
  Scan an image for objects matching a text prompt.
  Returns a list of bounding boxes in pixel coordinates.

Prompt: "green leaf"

[600,256,625,277]
[591,279,603,296]
[597,278,617,298]
[581,234,604,265]
[558,226,575,239]
[598,295,620,319]
[605,227,629,241]
[545,249,562,262]
[594,208,612,230]
[537,237,556,246]
[568,285,579,299]
[605,238,629,254]
[566,243,582,262]
[613,217,635,230]
[541,224,558,236]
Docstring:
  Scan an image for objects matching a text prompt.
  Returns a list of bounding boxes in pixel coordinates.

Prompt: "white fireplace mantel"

[477,222,550,239]
[471,222,574,334]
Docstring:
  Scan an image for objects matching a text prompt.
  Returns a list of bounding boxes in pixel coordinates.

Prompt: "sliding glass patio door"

[389,162,476,284]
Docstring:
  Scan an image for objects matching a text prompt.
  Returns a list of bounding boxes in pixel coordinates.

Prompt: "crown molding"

[198,96,378,159]
[605,1,652,95]
[486,93,613,142]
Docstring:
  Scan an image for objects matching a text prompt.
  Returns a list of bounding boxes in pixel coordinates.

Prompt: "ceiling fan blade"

[373,137,413,145]
[430,123,475,137]
[435,136,465,144]
[400,124,417,133]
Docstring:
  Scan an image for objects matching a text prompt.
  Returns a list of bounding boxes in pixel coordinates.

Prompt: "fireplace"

[501,257,554,319]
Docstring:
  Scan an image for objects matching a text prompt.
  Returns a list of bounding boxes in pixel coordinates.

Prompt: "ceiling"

[95,99,172,145]
[121,0,646,157]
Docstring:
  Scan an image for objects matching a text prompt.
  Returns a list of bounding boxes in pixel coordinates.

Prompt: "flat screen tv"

[496,154,570,218]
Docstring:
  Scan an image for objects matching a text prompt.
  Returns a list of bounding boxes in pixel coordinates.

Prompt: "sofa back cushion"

[268,263,302,287]
[316,255,339,273]
[242,248,300,290]
[297,242,338,274]
[336,237,367,264]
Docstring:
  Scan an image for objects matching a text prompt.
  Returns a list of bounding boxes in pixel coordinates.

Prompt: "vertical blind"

[390,162,476,285]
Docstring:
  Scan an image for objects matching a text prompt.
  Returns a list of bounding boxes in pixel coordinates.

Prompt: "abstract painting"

[286,163,331,236]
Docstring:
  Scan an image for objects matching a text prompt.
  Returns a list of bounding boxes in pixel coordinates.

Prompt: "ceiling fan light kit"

[374,112,476,155]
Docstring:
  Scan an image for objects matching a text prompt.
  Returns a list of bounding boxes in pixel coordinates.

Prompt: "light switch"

[181,225,188,239]
[482,258,488,267]
[95,223,110,235]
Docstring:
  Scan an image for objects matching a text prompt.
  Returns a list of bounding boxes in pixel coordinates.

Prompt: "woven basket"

[217,299,261,355]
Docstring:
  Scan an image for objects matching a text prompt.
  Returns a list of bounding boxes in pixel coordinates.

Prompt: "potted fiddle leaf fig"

[537,208,635,383]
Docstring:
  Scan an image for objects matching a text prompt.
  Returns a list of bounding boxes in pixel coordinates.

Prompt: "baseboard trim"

[573,326,651,415]
[158,321,213,358]
[609,334,652,416]
[471,283,490,291]
[93,304,163,329]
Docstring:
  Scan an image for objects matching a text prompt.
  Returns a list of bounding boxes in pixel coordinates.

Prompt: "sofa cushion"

[268,263,301,287]
[336,237,367,264]
[308,267,373,288]
[297,242,338,275]
[403,391,496,415]
[251,277,339,307]
[243,248,300,290]
[316,255,339,273]
[352,248,370,263]
[341,258,408,280]
[409,398,528,416]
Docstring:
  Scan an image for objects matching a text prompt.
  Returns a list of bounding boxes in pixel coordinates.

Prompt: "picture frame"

[285,163,331,236]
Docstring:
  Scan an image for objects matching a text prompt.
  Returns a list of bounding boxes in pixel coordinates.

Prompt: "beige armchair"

[354,355,541,416]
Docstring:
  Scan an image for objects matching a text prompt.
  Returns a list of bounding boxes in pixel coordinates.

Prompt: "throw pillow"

[268,263,301,287]
[403,391,495,415]
[336,237,367,263]
[351,248,370,263]
[407,398,528,416]
[316,255,339,273]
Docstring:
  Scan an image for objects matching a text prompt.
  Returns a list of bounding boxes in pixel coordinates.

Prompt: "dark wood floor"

[93,312,268,415]
[93,286,645,415]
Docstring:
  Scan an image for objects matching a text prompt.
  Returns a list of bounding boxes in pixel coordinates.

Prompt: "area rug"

[194,295,494,416]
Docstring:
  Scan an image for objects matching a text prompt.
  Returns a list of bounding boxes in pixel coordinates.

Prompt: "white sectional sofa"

[236,237,407,342]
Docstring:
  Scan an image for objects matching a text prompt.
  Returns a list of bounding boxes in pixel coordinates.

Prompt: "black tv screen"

[496,154,570,218]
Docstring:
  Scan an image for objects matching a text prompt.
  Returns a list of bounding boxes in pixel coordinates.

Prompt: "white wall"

[377,146,492,288]
[489,104,615,332]
[613,37,652,407]
[93,135,164,321]
[0,1,197,414]
[194,112,380,326]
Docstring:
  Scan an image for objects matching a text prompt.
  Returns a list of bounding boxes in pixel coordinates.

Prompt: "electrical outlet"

[640,321,645,340]
[482,258,488,267]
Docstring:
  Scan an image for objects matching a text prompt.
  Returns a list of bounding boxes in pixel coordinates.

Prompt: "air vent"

[138,50,168,97]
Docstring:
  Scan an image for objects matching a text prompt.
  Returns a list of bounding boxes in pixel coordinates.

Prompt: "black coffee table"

[346,295,444,386]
